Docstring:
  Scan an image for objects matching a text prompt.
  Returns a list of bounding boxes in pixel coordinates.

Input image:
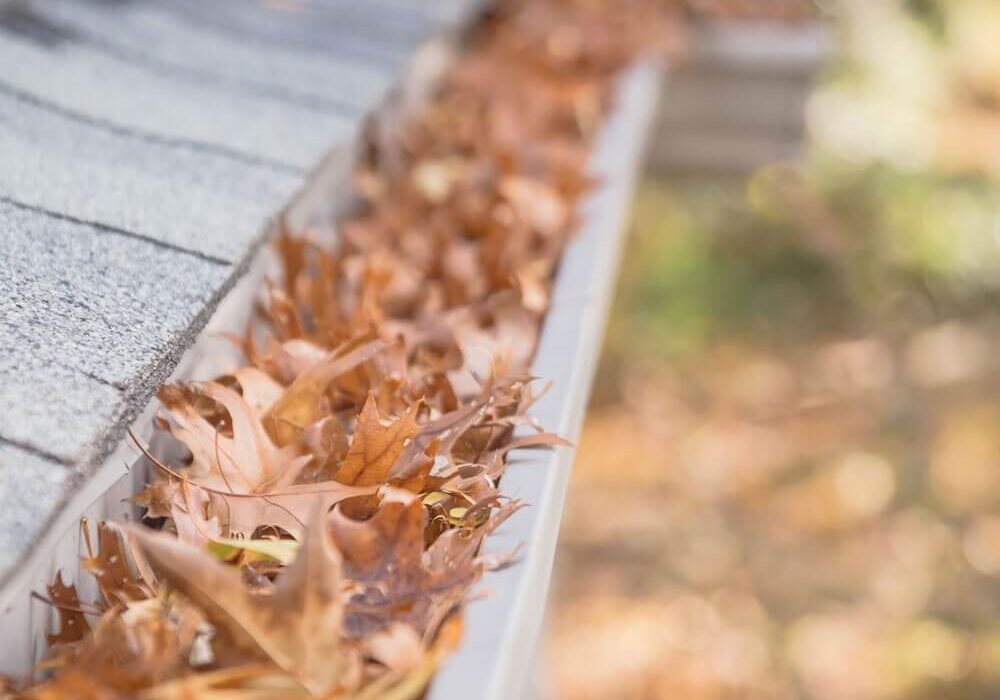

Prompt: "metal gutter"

[426,61,664,700]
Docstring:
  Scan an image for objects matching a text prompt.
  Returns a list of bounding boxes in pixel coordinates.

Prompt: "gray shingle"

[0,346,123,466]
[39,0,396,114]
[150,0,430,65]
[0,90,299,262]
[0,201,230,389]
[0,444,74,569]
[0,18,353,170]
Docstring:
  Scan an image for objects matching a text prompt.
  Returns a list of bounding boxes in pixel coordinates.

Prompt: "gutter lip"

[425,60,664,700]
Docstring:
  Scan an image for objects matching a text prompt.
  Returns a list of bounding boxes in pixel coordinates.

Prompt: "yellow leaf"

[207,538,301,566]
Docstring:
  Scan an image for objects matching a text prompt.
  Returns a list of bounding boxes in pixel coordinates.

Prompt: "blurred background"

[544,1,1000,699]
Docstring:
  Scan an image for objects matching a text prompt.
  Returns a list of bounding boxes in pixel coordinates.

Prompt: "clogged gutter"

[6,1,670,698]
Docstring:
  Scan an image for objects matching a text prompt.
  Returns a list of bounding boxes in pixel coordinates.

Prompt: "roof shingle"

[0,0,484,585]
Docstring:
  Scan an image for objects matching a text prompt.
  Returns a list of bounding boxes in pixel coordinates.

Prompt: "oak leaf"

[157,382,291,493]
[264,339,387,447]
[335,396,420,488]
[331,498,481,637]
[82,521,148,607]
[44,573,91,646]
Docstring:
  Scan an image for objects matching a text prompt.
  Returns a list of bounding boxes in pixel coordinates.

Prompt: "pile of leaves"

[7,1,671,698]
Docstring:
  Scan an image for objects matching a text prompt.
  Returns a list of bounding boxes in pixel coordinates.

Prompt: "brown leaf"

[44,573,91,646]
[140,664,299,700]
[255,337,329,386]
[82,521,148,607]
[331,499,426,590]
[232,367,285,415]
[128,527,266,659]
[264,339,387,447]
[500,175,570,237]
[174,476,375,541]
[24,669,111,700]
[335,396,420,487]
[157,382,292,494]
[349,616,463,700]
[300,416,351,481]
[261,506,359,693]
[331,498,480,637]
[495,431,573,455]
[363,623,423,673]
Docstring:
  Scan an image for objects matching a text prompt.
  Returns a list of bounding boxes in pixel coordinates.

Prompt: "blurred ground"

[544,2,1000,699]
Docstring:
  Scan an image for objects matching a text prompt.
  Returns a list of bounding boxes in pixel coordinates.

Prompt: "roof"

[0,0,481,583]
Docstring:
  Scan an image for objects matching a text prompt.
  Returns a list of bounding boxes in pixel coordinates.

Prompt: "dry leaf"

[264,339,387,447]
[82,521,148,607]
[335,396,421,487]
[22,0,669,693]
[44,573,91,646]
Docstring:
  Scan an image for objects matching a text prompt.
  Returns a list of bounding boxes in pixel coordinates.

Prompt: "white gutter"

[426,61,663,700]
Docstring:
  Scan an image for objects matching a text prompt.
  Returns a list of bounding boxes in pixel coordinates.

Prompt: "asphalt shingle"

[40,0,395,114]
[146,0,433,66]
[0,0,486,596]
[0,201,231,389]
[0,90,299,262]
[0,444,74,569]
[0,346,123,466]
[0,9,354,170]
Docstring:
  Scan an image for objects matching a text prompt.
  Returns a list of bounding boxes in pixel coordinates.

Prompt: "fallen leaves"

[81,520,148,607]
[10,0,672,696]
[132,507,359,695]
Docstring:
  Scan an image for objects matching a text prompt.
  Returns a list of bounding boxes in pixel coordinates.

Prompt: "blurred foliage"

[599,161,1000,400]
[811,0,1000,177]
[605,179,843,359]
[546,1,1000,699]
[902,0,947,37]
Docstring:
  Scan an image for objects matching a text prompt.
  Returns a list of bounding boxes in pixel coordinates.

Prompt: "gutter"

[427,61,664,700]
